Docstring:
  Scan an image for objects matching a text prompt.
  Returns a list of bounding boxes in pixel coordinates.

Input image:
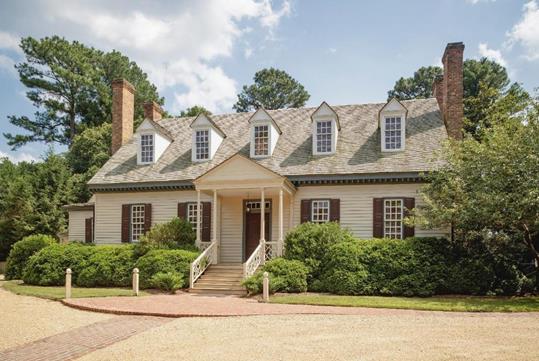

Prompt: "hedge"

[5,234,56,280]
[134,249,199,289]
[76,246,137,287]
[243,258,309,294]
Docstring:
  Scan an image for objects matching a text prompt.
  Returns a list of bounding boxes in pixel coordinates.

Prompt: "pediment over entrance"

[194,154,294,191]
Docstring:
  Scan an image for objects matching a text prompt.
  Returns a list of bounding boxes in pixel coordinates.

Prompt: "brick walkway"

[0,316,170,361]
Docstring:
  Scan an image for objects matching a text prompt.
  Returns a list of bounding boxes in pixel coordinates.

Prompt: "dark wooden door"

[244,211,270,261]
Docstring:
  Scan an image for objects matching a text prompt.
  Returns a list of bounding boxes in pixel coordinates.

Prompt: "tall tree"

[4,36,163,149]
[233,68,310,112]
[387,66,443,100]
[179,105,212,117]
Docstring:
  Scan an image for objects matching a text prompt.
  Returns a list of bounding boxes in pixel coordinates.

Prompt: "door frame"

[242,199,272,262]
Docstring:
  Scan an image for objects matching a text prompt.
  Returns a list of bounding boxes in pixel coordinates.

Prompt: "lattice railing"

[264,241,279,260]
[189,241,217,288]
[243,243,264,279]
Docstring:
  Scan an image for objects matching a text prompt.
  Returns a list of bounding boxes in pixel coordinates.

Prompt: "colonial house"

[65,42,464,294]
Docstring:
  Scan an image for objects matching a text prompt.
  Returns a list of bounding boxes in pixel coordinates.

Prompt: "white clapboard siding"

[68,210,94,242]
[219,196,243,263]
[292,184,448,238]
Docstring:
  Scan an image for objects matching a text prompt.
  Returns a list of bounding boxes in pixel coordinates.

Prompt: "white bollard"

[132,268,139,296]
[65,268,72,299]
[262,271,269,302]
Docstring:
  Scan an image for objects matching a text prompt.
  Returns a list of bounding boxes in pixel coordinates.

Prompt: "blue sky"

[0,0,537,162]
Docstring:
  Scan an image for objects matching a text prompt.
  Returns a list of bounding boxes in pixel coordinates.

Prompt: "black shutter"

[300,200,311,223]
[201,202,211,242]
[373,198,384,238]
[144,204,152,234]
[403,197,415,238]
[121,205,131,242]
[329,199,340,222]
[85,217,93,243]
[177,202,187,220]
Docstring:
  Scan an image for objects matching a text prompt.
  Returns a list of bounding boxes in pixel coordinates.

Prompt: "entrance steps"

[190,263,247,296]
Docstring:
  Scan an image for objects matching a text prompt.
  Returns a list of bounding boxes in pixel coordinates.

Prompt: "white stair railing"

[243,243,265,279]
[189,241,217,289]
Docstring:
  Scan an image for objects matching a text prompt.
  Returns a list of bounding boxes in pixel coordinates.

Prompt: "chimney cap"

[112,79,135,94]
[144,101,164,114]
[443,42,465,60]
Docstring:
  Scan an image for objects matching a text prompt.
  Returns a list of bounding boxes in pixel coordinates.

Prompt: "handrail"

[243,242,264,279]
[189,241,217,289]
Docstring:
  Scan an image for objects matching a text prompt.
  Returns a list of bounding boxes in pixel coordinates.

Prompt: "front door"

[244,201,270,261]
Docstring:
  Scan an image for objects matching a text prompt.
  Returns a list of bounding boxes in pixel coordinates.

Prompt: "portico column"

[278,188,284,257]
[196,189,201,247]
[212,189,218,263]
[260,187,265,264]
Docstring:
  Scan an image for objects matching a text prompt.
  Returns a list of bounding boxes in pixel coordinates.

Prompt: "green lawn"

[1,280,149,300]
[270,293,539,312]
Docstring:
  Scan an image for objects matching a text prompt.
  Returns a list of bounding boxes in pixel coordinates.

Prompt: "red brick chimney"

[144,101,164,121]
[111,79,135,154]
[434,42,464,140]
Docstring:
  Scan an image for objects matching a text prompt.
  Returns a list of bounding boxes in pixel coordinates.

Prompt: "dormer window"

[140,134,154,163]
[190,114,226,162]
[311,102,340,156]
[254,125,269,156]
[249,108,281,158]
[195,129,210,160]
[379,98,407,152]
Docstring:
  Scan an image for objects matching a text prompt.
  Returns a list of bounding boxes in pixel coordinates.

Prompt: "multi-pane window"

[316,120,333,153]
[195,130,209,160]
[131,205,145,242]
[254,125,269,156]
[384,116,403,150]
[187,203,198,229]
[140,134,154,163]
[384,199,403,239]
[312,200,330,223]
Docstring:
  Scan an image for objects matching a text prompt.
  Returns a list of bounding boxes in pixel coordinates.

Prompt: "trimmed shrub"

[151,272,183,293]
[134,217,197,257]
[5,234,56,280]
[243,258,309,294]
[76,246,136,287]
[284,222,354,287]
[22,243,94,286]
[134,249,199,289]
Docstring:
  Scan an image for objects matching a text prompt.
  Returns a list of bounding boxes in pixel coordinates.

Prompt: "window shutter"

[403,197,415,238]
[121,205,131,243]
[202,202,211,242]
[144,204,152,234]
[300,199,311,223]
[329,199,340,222]
[177,202,187,220]
[373,198,384,238]
[85,217,93,243]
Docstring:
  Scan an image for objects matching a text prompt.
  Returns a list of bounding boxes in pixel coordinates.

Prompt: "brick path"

[0,316,170,361]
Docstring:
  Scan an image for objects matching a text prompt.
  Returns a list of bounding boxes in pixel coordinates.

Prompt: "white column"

[260,187,265,243]
[278,188,284,256]
[196,189,201,247]
[289,194,294,230]
[212,189,217,243]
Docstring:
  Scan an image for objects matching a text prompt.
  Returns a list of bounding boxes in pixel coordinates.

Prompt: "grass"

[270,293,539,312]
[1,280,149,300]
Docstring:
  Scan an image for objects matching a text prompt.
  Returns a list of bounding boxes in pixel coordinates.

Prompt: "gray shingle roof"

[88,98,447,186]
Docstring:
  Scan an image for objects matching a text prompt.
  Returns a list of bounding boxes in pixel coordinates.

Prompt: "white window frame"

[130,204,145,242]
[311,200,330,223]
[381,115,405,152]
[251,124,270,158]
[187,203,198,229]
[194,129,210,162]
[383,198,403,239]
[312,118,337,155]
[139,133,155,164]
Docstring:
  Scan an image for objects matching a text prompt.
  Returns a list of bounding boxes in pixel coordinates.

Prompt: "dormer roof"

[311,101,341,130]
[190,113,227,138]
[137,118,173,141]
[248,107,282,134]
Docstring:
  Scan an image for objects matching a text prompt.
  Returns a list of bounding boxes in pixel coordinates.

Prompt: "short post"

[132,268,139,296]
[65,268,72,299]
[262,272,269,302]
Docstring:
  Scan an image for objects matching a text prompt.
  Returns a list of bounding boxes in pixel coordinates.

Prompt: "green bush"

[5,234,56,280]
[150,272,183,293]
[76,246,136,287]
[243,258,308,294]
[284,222,354,286]
[22,243,94,286]
[134,249,199,289]
[134,217,197,257]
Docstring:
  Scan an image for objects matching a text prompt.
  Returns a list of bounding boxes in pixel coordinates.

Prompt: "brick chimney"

[143,101,164,121]
[111,79,135,154]
[434,42,464,140]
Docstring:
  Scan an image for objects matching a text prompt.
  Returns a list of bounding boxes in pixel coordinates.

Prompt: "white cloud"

[507,1,539,60]
[0,31,21,52]
[478,43,507,66]
[38,0,291,113]
[244,47,253,59]
[465,0,496,4]
[0,54,16,75]
[328,48,337,54]
[0,150,38,163]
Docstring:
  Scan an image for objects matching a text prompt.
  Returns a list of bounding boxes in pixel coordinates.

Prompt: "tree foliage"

[179,105,212,117]
[387,66,443,100]
[4,36,163,149]
[233,68,310,112]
